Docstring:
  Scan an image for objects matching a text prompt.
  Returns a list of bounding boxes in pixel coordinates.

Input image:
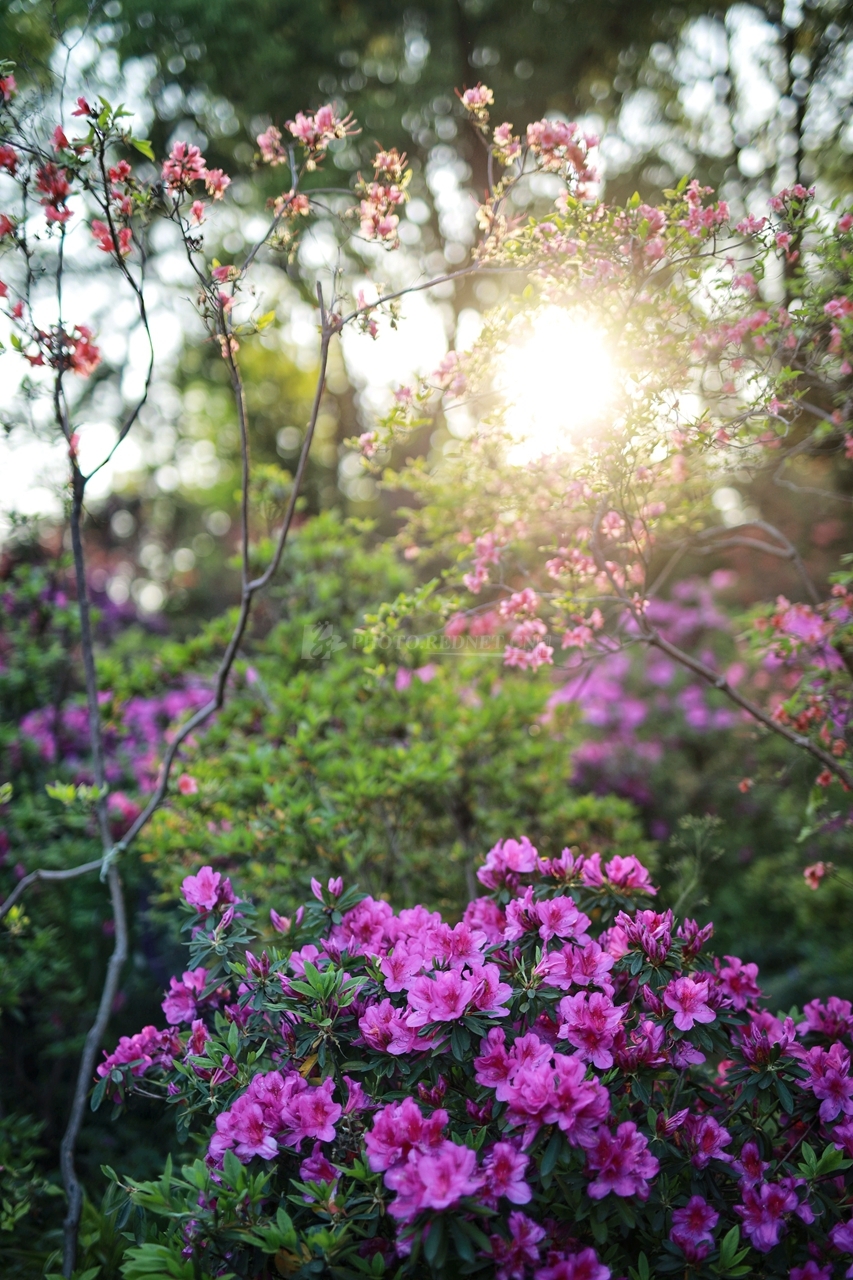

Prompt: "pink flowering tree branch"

[357,129,853,800]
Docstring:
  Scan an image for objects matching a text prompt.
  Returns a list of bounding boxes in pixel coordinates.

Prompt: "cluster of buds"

[492,122,521,166]
[462,530,503,594]
[285,104,358,170]
[458,83,494,130]
[616,907,674,966]
[678,179,729,238]
[161,141,230,216]
[90,156,137,256]
[271,189,310,219]
[36,162,73,225]
[19,323,102,377]
[355,148,410,244]
[525,118,597,186]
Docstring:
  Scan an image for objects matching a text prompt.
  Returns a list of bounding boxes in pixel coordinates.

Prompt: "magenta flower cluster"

[99,841,853,1279]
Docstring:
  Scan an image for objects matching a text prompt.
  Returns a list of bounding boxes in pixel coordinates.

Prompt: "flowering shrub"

[107,846,853,1279]
[359,107,853,801]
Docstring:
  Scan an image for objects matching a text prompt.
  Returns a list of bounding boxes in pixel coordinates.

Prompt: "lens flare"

[498,307,616,463]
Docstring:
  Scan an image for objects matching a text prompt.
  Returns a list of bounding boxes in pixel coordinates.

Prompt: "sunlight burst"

[498,307,617,463]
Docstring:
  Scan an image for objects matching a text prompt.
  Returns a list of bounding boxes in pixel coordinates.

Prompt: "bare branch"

[60,863,127,1277]
[590,506,853,790]
[0,858,103,923]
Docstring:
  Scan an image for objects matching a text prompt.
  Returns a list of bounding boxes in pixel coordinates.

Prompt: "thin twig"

[0,858,103,923]
[591,506,853,790]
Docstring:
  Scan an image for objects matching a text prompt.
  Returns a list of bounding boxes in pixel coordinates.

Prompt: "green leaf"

[129,137,155,161]
[46,781,77,805]
[90,1075,108,1112]
[815,1144,852,1177]
[774,1076,794,1112]
[0,781,12,804]
[423,1216,446,1267]
[718,1224,741,1271]
[540,1130,562,1177]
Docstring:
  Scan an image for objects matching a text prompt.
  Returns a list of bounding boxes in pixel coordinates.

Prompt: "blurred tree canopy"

[6,0,852,202]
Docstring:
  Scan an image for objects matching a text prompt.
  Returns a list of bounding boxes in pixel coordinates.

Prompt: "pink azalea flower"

[232,1099,279,1161]
[718,955,761,1010]
[585,1121,659,1200]
[535,1246,611,1280]
[604,854,657,895]
[161,141,207,190]
[491,1212,546,1280]
[365,1097,447,1172]
[161,966,208,1025]
[557,991,624,1069]
[359,998,418,1056]
[280,1076,342,1148]
[385,1139,482,1222]
[477,836,539,889]
[536,896,591,943]
[482,1141,532,1204]
[379,941,423,992]
[181,865,221,912]
[663,975,716,1031]
[798,997,853,1039]
[406,968,475,1026]
[802,1043,853,1121]
[545,1053,610,1145]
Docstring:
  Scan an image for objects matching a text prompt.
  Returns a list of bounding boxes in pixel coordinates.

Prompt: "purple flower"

[790,1263,833,1280]
[798,997,853,1040]
[735,1181,799,1252]
[299,1141,339,1195]
[491,1212,546,1280]
[802,1043,853,1122]
[585,1121,659,1200]
[831,1216,853,1278]
[279,1076,342,1148]
[535,1246,611,1280]
[670,1195,718,1262]
[685,1114,732,1169]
